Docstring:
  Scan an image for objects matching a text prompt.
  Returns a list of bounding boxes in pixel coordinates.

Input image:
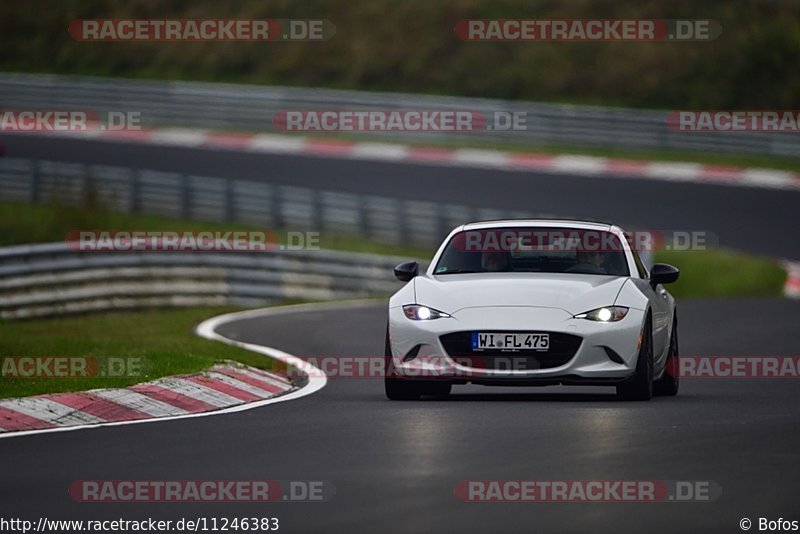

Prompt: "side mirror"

[650,263,680,286]
[394,261,418,282]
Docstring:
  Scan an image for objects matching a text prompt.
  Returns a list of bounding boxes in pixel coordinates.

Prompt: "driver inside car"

[481,251,512,272]
[566,249,607,274]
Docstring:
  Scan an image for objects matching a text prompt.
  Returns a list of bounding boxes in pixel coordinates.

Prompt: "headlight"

[574,306,629,322]
[403,305,450,320]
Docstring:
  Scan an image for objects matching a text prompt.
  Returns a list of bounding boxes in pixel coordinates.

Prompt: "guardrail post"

[313,189,323,233]
[181,175,191,219]
[356,194,367,239]
[225,179,235,222]
[435,206,446,244]
[129,169,140,213]
[30,159,41,203]
[397,199,408,246]
[271,184,284,230]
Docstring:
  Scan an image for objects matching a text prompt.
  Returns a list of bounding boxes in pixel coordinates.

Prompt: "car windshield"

[433,227,630,277]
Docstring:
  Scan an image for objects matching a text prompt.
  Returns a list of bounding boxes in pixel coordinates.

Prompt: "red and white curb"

[0,303,336,439]
[0,362,293,435]
[784,261,800,298]
[9,128,800,191]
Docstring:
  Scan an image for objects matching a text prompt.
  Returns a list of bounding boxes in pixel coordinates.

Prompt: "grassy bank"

[0,199,424,257]
[0,307,290,399]
[655,249,786,299]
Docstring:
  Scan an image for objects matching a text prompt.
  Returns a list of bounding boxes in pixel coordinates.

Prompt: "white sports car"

[385,220,680,401]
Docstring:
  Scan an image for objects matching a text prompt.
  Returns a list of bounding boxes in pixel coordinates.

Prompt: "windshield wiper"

[434,269,481,275]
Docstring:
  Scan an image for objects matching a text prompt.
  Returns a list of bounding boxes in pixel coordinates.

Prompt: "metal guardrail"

[1,72,798,158]
[0,242,414,319]
[0,157,528,250]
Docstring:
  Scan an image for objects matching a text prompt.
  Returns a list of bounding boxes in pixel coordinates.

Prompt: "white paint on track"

[149,128,209,146]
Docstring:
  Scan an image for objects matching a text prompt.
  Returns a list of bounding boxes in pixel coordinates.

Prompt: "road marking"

[783,261,800,298]
[350,142,409,160]
[247,134,307,153]
[645,162,703,181]
[452,149,510,168]
[150,128,209,147]
[551,155,608,175]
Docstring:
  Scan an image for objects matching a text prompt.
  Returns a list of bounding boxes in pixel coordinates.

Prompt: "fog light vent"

[602,346,625,364]
[403,345,422,362]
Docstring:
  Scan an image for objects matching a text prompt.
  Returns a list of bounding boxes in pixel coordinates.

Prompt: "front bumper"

[388,305,645,384]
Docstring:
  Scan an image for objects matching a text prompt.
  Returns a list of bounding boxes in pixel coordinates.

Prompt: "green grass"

[0,307,294,399]
[654,249,787,298]
[0,200,247,248]
[0,199,429,258]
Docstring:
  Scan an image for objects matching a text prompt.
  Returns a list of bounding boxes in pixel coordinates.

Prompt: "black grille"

[439,331,582,370]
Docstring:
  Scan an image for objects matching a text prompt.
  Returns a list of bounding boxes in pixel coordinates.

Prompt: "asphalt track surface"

[1,135,799,533]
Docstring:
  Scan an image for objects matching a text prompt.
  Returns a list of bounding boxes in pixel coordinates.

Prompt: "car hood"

[415,273,628,316]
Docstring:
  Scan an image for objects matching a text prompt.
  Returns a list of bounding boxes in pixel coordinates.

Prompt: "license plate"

[472,332,550,351]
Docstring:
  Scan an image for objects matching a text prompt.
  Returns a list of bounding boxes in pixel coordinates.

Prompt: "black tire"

[422,381,452,396]
[654,316,680,396]
[384,325,422,400]
[617,316,654,401]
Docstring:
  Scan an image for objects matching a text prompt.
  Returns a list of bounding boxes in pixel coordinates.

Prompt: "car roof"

[460,219,615,232]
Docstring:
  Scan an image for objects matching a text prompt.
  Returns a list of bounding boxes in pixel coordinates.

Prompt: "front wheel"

[617,316,653,401]
[654,317,680,396]
[384,324,421,400]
